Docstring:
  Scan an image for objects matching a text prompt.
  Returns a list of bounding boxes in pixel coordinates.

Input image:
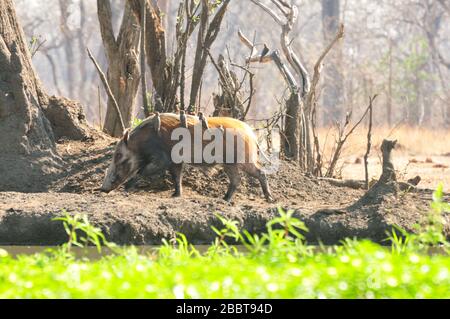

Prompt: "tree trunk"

[211,55,246,119]
[98,0,141,137]
[284,93,300,160]
[188,0,230,113]
[321,0,343,126]
[129,0,168,111]
[144,5,167,111]
[0,0,60,191]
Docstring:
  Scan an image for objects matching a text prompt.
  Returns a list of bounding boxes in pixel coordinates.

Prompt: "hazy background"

[15,0,450,129]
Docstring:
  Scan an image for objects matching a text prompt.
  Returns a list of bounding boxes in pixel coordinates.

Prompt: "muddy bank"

[0,188,446,245]
[0,139,448,246]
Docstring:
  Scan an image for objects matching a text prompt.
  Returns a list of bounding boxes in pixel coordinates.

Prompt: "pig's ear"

[123,129,130,146]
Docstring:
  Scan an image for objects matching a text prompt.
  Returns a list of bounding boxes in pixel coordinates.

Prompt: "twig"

[364,95,376,189]
[98,85,103,130]
[140,0,150,117]
[30,38,47,59]
[198,79,203,114]
[306,24,344,114]
[387,118,406,138]
[87,47,125,132]
[243,72,255,120]
[326,95,378,177]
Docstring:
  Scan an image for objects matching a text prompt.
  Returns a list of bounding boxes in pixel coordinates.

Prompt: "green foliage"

[394,37,433,105]
[413,184,450,250]
[52,211,115,255]
[386,183,450,253]
[0,190,449,299]
[28,35,45,58]
[131,118,144,129]
[401,38,429,75]
[145,92,154,114]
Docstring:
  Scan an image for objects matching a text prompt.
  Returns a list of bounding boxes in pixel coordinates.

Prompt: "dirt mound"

[43,96,96,141]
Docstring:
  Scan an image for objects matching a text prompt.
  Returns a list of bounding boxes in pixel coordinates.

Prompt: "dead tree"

[378,140,398,184]
[239,0,344,168]
[129,0,167,111]
[325,95,377,178]
[238,1,308,161]
[364,95,375,189]
[97,0,141,137]
[128,0,230,113]
[209,53,250,119]
[0,0,91,192]
[351,140,399,207]
[87,48,125,132]
[320,138,421,192]
[188,0,231,113]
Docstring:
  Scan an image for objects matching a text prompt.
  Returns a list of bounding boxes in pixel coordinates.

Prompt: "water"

[0,245,217,259]
[0,246,157,260]
[1,245,446,259]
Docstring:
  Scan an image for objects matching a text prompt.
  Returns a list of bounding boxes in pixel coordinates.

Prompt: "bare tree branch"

[306,23,345,113]
[87,48,126,132]
[250,0,285,25]
[364,95,376,189]
[271,0,289,16]
[140,0,150,117]
[189,0,231,111]
[326,95,378,178]
[437,0,450,15]
[250,0,310,96]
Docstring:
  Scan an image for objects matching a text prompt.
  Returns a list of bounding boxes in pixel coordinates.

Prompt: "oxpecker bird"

[198,112,209,130]
[180,110,188,128]
[153,112,161,137]
[260,43,269,62]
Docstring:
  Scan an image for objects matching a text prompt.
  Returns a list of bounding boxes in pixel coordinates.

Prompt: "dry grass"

[316,125,450,192]
[317,125,450,157]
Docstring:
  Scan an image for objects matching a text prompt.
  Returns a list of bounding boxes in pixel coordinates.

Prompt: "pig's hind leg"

[223,165,241,202]
[241,163,274,202]
[169,164,184,198]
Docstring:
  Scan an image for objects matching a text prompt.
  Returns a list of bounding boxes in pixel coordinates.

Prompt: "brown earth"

[0,136,448,245]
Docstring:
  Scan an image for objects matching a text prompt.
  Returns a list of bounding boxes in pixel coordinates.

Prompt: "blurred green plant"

[131,118,144,129]
[52,211,115,254]
[0,188,448,298]
[28,35,46,58]
[386,183,450,254]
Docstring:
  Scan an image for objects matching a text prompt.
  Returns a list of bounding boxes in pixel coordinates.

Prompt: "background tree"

[321,0,344,125]
[129,0,230,113]
[97,0,141,137]
[10,0,450,130]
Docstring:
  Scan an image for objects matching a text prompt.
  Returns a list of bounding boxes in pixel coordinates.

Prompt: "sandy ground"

[316,126,450,192]
[341,154,450,192]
